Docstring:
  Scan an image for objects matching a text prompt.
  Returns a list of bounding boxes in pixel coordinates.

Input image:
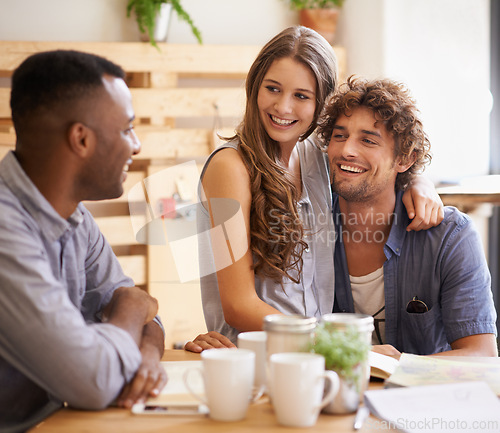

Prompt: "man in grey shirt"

[0,50,167,432]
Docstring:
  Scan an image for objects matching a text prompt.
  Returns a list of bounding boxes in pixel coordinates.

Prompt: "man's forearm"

[140,320,165,358]
[116,319,167,408]
[102,287,159,346]
[431,333,498,357]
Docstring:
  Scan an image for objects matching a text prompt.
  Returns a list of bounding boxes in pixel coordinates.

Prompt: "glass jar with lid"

[319,313,374,414]
[263,314,317,359]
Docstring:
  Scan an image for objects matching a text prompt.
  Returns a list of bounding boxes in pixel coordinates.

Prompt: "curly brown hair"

[317,76,431,190]
[231,26,338,283]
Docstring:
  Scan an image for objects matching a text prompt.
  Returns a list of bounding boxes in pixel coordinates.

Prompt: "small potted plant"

[309,322,371,414]
[127,0,202,48]
[283,0,346,43]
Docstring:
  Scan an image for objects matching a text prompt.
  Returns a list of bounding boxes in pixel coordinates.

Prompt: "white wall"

[0,0,297,45]
[0,0,491,184]
[337,0,491,184]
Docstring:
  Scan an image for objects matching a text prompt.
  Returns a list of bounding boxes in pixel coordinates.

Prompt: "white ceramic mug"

[183,348,261,422]
[237,331,267,391]
[269,352,339,427]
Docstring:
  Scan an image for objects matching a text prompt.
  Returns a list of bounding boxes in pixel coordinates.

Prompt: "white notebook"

[364,381,500,433]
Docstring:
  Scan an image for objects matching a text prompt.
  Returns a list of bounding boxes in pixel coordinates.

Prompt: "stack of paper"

[364,381,500,433]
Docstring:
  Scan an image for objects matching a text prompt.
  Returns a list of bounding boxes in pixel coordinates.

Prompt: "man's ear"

[67,122,94,158]
[396,152,417,174]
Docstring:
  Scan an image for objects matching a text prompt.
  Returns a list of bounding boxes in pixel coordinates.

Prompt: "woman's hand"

[372,344,402,361]
[184,331,236,353]
[403,176,444,231]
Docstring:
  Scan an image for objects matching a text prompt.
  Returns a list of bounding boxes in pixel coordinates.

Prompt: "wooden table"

[29,350,383,433]
[436,175,500,211]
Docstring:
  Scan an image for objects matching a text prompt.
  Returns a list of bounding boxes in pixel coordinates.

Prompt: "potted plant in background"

[284,0,346,44]
[309,321,371,414]
[127,0,202,48]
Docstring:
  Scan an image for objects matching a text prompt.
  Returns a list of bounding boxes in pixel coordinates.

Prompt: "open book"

[385,353,500,396]
[369,351,399,379]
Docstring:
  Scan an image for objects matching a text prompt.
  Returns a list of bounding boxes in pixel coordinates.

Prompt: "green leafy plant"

[309,323,370,385]
[127,0,202,47]
[285,0,345,10]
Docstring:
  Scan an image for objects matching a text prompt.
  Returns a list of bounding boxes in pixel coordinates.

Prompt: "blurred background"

[0,0,493,184]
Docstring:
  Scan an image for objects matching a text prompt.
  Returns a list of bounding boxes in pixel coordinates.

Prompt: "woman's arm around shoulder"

[403,175,444,231]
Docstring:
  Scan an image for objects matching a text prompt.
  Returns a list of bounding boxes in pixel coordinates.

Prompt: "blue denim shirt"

[333,191,497,355]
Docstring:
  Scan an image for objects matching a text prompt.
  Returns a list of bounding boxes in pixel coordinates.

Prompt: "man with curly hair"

[319,76,497,358]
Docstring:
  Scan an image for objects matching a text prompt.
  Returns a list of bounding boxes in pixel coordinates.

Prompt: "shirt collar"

[0,151,84,242]
[384,191,410,257]
[332,189,409,257]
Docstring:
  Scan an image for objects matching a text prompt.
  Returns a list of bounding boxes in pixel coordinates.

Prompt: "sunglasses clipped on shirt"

[406,296,428,314]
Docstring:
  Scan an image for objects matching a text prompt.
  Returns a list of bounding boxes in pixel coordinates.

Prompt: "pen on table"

[353,405,370,430]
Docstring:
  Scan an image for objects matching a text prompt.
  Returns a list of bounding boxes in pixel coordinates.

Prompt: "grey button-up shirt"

[0,152,142,432]
[199,137,335,344]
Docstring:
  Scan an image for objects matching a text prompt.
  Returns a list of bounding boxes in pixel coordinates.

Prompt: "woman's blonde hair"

[231,26,338,283]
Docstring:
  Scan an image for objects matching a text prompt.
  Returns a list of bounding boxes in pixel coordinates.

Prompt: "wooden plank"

[0,132,15,146]
[95,215,145,246]
[130,87,245,118]
[440,193,500,208]
[0,88,10,118]
[0,119,13,131]
[117,255,147,286]
[135,127,212,159]
[126,72,150,88]
[0,125,221,162]
[0,42,260,75]
[84,201,133,218]
[1,87,246,119]
[136,126,235,159]
[150,72,178,88]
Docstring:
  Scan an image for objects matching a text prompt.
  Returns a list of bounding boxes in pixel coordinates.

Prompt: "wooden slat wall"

[0,42,262,75]
[0,41,346,304]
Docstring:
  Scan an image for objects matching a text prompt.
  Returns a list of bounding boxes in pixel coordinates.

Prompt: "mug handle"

[317,370,340,412]
[183,367,208,406]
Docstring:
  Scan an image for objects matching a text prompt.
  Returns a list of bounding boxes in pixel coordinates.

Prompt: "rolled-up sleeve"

[0,201,142,411]
[439,212,497,343]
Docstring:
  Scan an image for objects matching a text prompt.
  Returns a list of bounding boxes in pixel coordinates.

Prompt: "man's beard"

[332,173,372,202]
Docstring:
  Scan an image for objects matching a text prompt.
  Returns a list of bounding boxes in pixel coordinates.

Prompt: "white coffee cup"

[237,331,267,390]
[183,348,261,422]
[269,352,339,427]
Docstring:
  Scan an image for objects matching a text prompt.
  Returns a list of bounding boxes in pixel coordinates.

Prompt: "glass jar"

[320,313,374,345]
[263,314,317,360]
[319,313,374,414]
